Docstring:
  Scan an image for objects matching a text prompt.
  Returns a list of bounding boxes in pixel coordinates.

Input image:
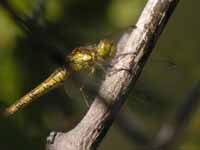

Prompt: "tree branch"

[116,112,150,145]
[0,0,30,32]
[0,0,66,65]
[0,0,46,32]
[148,81,200,150]
[46,0,180,149]
[29,0,46,24]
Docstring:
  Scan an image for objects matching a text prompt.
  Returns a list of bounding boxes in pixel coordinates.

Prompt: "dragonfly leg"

[46,131,57,144]
[108,68,133,77]
[94,62,107,74]
[80,86,90,108]
[114,52,136,61]
[89,67,96,75]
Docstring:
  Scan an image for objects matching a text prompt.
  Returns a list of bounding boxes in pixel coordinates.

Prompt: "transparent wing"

[63,27,179,108]
[64,65,106,105]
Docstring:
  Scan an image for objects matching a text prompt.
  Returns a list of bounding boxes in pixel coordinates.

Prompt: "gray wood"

[46,0,180,149]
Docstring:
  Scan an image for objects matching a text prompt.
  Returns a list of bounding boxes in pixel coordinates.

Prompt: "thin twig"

[0,0,46,32]
[29,0,46,24]
[148,81,200,150]
[116,112,150,145]
[0,0,66,65]
[0,0,31,32]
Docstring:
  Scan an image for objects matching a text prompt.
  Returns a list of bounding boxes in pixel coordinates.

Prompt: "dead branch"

[46,0,180,149]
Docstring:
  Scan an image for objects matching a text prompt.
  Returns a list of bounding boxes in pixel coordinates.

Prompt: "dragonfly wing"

[64,69,105,104]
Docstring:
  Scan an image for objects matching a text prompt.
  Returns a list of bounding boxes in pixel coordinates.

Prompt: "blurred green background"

[0,0,200,150]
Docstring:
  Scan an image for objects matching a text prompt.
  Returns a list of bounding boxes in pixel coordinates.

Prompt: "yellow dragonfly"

[3,39,116,116]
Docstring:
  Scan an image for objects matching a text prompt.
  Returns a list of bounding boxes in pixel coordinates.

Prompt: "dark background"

[0,0,200,149]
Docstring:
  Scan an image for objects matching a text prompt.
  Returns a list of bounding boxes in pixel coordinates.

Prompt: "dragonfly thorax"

[68,40,116,73]
[96,40,116,59]
[68,48,96,72]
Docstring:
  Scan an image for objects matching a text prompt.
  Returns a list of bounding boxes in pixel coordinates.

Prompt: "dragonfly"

[3,39,117,116]
[2,28,177,117]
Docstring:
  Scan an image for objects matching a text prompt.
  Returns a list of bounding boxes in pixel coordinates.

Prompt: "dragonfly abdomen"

[3,67,69,116]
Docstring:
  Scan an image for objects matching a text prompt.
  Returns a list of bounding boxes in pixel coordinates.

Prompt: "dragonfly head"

[96,40,116,59]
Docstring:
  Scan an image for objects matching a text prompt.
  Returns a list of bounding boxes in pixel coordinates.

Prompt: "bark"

[46,0,180,149]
